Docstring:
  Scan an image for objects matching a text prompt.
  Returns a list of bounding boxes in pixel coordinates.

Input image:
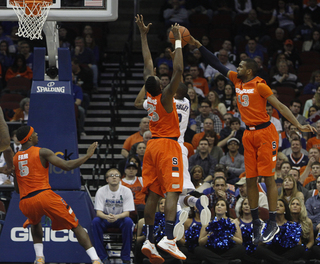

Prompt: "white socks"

[86,247,99,261]
[34,243,44,257]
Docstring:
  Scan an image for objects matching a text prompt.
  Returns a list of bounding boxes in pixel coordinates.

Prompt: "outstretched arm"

[135,14,153,81]
[134,85,146,109]
[39,142,98,171]
[188,36,231,78]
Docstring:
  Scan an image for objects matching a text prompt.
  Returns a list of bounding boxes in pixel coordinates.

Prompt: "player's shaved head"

[243,58,259,76]
[145,75,161,96]
[175,83,188,99]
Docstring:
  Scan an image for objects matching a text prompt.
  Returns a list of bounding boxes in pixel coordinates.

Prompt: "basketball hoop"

[9,0,53,40]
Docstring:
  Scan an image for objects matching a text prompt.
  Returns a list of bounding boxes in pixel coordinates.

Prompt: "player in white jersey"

[137,83,211,240]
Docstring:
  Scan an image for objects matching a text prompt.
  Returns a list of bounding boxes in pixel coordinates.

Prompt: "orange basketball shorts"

[142,138,183,197]
[242,123,279,178]
[19,189,79,230]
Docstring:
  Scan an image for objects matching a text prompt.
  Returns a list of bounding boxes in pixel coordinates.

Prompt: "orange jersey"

[146,92,180,138]
[121,177,145,205]
[306,137,320,151]
[228,71,273,126]
[13,146,50,199]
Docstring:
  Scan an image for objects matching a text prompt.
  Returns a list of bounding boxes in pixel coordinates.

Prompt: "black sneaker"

[260,220,279,243]
[252,219,265,245]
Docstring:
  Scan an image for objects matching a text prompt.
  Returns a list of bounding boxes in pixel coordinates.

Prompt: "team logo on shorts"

[272,141,277,149]
[172,157,178,165]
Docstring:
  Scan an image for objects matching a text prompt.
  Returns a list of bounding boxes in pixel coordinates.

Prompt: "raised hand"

[135,14,152,35]
[299,124,317,133]
[86,142,98,157]
[171,23,181,41]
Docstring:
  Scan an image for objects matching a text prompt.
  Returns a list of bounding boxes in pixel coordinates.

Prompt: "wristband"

[175,40,182,49]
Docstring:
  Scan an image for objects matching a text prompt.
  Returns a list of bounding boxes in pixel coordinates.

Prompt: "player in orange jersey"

[13,125,102,264]
[188,35,317,245]
[135,14,186,263]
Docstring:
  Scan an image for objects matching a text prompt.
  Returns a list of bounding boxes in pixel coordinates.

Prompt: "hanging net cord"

[9,0,53,40]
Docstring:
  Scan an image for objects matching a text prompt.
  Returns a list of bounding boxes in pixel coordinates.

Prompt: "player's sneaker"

[34,256,45,264]
[173,209,189,241]
[252,219,265,245]
[157,236,186,260]
[141,240,164,264]
[196,195,211,225]
[92,260,104,264]
[260,220,279,243]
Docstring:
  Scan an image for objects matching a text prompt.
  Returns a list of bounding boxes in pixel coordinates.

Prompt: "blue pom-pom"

[205,217,236,249]
[270,222,301,248]
[185,223,202,251]
[240,223,257,254]
[142,212,166,243]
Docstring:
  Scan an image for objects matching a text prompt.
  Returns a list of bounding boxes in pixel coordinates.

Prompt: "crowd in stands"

[113,1,320,263]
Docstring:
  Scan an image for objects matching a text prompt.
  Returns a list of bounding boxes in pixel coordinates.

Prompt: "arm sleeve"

[257,83,273,99]
[198,46,230,77]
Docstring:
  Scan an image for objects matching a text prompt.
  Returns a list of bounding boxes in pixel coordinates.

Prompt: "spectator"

[201,35,214,52]
[159,73,171,89]
[234,0,252,14]
[294,13,319,41]
[204,130,224,163]
[71,57,94,95]
[234,177,268,218]
[303,70,320,95]
[219,112,234,136]
[254,56,270,84]
[91,168,135,264]
[305,104,319,120]
[288,99,308,139]
[84,34,100,64]
[221,83,235,110]
[195,99,222,134]
[187,86,200,121]
[288,168,309,201]
[185,74,205,98]
[211,74,228,99]
[289,197,314,252]
[307,120,320,151]
[0,40,14,74]
[266,104,282,146]
[287,139,309,171]
[5,54,32,82]
[121,161,145,219]
[303,0,320,25]
[190,164,211,193]
[157,62,170,76]
[59,26,72,49]
[275,152,289,183]
[195,198,245,264]
[10,97,29,122]
[245,39,265,62]
[266,0,296,34]
[218,117,245,155]
[213,40,237,65]
[186,48,206,74]
[10,129,21,154]
[135,142,146,165]
[155,47,173,72]
[302,29,320,52]
[189,65,209,96]
[129,130,152,157]
[121,117,149,158]
[268,28,286,58]
[185,0,214,18]
[219,138,245,184]
[207,90,227,116]
[305,174,320,233]
[304,86,320,118]
[300,148,320,187]
[189,138,217,178]
[305,161,320,190]
[163,0,189,28]
[192,117,215,149]
[282,39,301,69]
[279,174,305,203]
[18,41,33,69]
[277,161,292,188]
[0,24,15,54]
[281,123,307,151]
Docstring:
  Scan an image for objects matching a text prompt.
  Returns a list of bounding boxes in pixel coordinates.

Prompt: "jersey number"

[147,103,159,122]
[238,94,249,107]
[18,160,29,176]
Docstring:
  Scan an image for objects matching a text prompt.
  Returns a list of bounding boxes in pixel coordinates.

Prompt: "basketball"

[169,26,190,48]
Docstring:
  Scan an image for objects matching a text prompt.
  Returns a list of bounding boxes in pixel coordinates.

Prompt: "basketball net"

[9,0,53,40]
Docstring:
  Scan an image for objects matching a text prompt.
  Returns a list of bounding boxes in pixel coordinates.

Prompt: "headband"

[19,126,34,144]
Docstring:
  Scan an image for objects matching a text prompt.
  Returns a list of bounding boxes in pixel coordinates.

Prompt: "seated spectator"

[303,70,320,95]
[288,100,309,139]
[192,117,215,149]
[300,148,320,187]
[305,105,319,121]
[289,197,314,252]
[281,124,307,151]
[295,13,319,42]
[218,117,245,155]
[266,0,296,34]
[195,198,245,263]
[287,138,309,171]
[18,41,33,69]
[282,39,301,69]
[303,0,320,25]
[186,48,206,74]
[155,47,173,72]
[277,161,291,188]
[91,168,135,264]
[274,152,289,183]
[245,39,265,62]
[219,138,245,184]
[271,60,302,94]
[121,117,149,158]
[204,130,224,163]
[185,74,205,98]
[163,0,189,28]
[306,174,320,232]
[157,62,170,77]
[234,177,268,218]
[189,65,209,96]
[189,138,217,178]
[304,87,320,118]
[59,26,72,49]
[207,90,226,116]
[195,99,222,134]
[71,57,94,94]
[187,86,200,121]
[0,24,15,54]
[307,120,320,151]
[5,54,32,82]
[211,74,227,99]
[221,83,235,110]
[302,28,320,52]
[190,164,211,193]
[84,34,100,64]
[279,174,305,203]
[129,130,151,157]
[213,40,237,65]
[10,97,29,122]
[288,168,309,201]
[304,161,320,190]
[159,73,171,89]
[254,199,305,264]
[0,40,14,74]
[121,161,145,219]
[135,142,145,165]
[254,56,270,84]
[219,112,233,136]
[234,0,252,14]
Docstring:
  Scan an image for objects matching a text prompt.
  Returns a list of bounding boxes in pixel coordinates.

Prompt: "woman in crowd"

[204,131,223,163]
[5,54,32,82]
[194,198,245,264]
[128,155,142,177]
[207,90,227,116]
[187,86,200,120]
[254,199,305,264]
[276,161,291,188]
[302,29,320,52]
[222,84,234,110]
[135,142,145,166]
[10,97,29,122]
[275,152,289,183]
[304,86,320,118]
[0,40,13,74]
[279,175,305,203]
[190,165,211,193]
[178,207,202,264]
[84,34,100,63]
[212,74,228,99]
[290,197,314,260]
[303,70,320,95]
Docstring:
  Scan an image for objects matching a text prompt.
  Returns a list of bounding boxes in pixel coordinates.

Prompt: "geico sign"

[10,227,88,242]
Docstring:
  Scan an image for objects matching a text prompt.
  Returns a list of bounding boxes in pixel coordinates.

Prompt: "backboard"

[0,0,118,22]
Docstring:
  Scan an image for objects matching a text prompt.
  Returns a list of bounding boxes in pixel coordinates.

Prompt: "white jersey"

[174,97,190,144]
[94,185,135,215]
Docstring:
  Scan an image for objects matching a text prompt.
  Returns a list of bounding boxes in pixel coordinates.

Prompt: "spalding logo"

[47,82,55,87]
